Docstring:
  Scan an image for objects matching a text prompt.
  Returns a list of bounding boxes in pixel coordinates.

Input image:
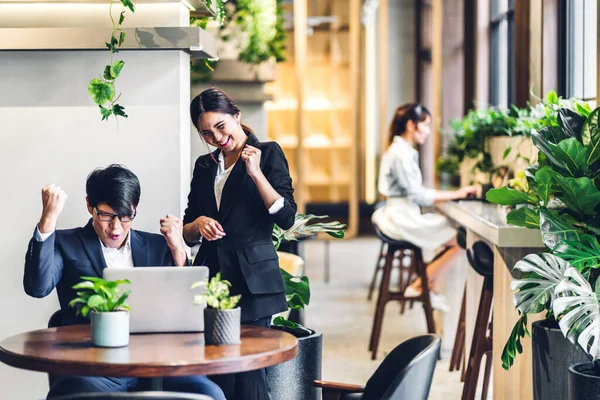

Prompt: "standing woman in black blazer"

[183,87,297,400]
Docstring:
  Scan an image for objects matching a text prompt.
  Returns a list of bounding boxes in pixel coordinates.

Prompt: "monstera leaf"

[280,268,310,311]
[554,235,600,275]
[272,213,347,250]
[511,253,571,314]
[501,253,570,371]
[553,267,600,359]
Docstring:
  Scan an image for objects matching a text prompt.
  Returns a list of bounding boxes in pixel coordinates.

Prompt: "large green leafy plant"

[485,100,600,370]
[444,106,535,180]
[271,214,347,333]
[441,91,587,183]
[68,276,132,317]
[88,0,135,121]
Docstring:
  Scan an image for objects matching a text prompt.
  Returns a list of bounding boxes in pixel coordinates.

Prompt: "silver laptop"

[103,266,208,333]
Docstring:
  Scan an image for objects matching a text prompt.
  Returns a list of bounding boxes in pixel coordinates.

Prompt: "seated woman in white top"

[371,103,477,311]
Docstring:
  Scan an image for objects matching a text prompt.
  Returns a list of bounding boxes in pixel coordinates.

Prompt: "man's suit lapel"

[78,220,107,277]
[131,230,149,267]
[217,133,260,222]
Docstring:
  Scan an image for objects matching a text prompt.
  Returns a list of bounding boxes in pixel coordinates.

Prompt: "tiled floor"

[301,236,491,400]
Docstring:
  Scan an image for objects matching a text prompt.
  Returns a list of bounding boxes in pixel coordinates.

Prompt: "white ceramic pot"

[90,311,130,348]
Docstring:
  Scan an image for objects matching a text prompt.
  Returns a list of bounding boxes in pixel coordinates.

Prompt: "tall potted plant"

[191,272,241,345]
[68,276,132,348]
[267,213,346,400]
[485,98,599,399]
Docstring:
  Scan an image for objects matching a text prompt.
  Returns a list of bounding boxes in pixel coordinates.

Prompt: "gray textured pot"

[267,330,322,400]
[532,320,588,400]
[90,311,129,348]
[568,362,600,400]
[204,308,241,345]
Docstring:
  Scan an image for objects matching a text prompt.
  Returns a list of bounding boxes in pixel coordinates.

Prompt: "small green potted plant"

[68,276,132,348]
[191,273,241,345]
[435,155,460,189]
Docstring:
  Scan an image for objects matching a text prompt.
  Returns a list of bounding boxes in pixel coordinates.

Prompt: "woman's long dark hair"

[388,103,431,144]
[190,87,254,134]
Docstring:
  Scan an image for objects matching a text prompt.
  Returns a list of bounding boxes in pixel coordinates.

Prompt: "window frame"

[489,0,515,107]
[561,0,597,103]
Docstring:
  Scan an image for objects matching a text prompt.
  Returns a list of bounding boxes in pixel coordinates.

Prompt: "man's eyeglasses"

[94,208,136,223]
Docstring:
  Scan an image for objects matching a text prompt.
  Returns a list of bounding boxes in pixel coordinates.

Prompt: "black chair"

[48,309,63,328]
[316,334,441,400]
[49,392,214,400]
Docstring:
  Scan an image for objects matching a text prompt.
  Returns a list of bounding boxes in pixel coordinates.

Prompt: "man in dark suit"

[24,164,225,400]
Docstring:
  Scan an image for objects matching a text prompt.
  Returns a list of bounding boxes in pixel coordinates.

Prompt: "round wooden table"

[0,325,298,382]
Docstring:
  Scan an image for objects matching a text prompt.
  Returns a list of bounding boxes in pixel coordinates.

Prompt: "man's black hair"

[86,164,140,217]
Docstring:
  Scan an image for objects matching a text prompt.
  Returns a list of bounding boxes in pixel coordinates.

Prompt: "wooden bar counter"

[437,200,544,400]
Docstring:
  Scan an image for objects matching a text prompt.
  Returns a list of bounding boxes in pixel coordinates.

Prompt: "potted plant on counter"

[485,101,599,400]
[267,213,346,400]
[191,272,241,345]
[435,155,460,189]
[68,276,132,348]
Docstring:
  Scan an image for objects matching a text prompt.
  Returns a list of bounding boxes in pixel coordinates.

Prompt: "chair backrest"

[277,251,305,276]
[362,334,441,400]
[48,309,63,328]
[49,392,214,400]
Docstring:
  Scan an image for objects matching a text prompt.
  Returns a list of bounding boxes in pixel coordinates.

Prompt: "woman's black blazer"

[183,133,297,321]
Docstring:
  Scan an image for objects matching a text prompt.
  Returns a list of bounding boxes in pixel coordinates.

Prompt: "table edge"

[0,326,299,377]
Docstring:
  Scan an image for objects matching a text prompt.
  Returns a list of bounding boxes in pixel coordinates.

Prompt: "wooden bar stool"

[462,241,494,400]
[449,286,467,379]
[450,227,468,378]
[367,241,415,311]
[369,227,441,360]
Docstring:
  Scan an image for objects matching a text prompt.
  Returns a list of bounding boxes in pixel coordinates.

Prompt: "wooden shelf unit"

[266,0,361,236]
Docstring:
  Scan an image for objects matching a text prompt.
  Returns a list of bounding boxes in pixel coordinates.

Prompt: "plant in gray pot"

[267,213,346,400]
[68,276,132,348]
[191,273,241,345]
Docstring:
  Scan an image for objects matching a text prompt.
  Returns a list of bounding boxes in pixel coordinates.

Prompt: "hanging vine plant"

[88,0,135,121]
[190,0,287,83]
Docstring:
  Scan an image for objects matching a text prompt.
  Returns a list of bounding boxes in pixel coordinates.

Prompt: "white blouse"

[215,151,284,213]
[215,152,236,210]
[377,136,436,206]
